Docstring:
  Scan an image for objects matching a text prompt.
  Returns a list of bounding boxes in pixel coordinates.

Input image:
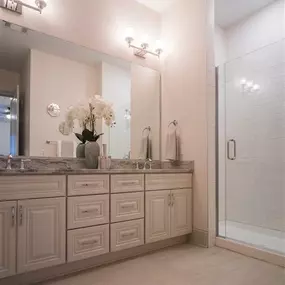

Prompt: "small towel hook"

[168,120,178,127]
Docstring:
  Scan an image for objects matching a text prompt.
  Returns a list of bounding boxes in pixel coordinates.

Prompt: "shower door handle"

[227,139,236,160]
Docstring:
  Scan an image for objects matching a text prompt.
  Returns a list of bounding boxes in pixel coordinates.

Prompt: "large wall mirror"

[0,20,161,160]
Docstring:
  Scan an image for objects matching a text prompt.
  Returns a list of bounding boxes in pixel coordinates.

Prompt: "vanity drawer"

[0,175,66,200]
[111,219,144,252]
[68,175,109,196]
[111,174,144,193]
[111,192,144,223]
[146,174,192,191]
[67,195,109,229]
[67,225,109,262]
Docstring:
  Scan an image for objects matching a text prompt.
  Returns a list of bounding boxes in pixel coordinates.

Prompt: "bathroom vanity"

[0,169,192,284]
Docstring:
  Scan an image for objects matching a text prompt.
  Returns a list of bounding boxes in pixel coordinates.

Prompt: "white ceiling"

[134,0,277,28]
[135,0,175,13]
[215,0,277,28]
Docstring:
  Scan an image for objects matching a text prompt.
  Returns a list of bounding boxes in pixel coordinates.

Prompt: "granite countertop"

[0,168,193,176]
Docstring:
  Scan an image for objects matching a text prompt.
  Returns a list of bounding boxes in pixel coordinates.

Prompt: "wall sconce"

[125,27,163,59]
[240,78,260,93]
[0,0,47,14]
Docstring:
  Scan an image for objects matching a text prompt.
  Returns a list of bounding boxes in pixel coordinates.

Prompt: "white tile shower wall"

[226,0,285,61]
[29,49,100,157]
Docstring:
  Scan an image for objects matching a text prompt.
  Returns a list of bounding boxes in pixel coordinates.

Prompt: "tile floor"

[43,245,285,285]
[219,221,285,254]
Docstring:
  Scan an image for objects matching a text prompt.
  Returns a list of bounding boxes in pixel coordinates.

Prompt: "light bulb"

[125,27,134,39]
[35,0,47,10]
[141,34,149,49]
[240,78,247,86]
[246,81,253,88]
[155,40,164,56]
[252,84,260,91]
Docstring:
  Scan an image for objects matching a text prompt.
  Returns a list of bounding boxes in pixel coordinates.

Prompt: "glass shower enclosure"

[217,40,285,255]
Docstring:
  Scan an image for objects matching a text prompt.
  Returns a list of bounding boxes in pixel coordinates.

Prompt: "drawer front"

[68,175,109,196]
[0,176,66,200]
[146,174,192,191]
[111,219,144,252]
[111,192,144,223]
[67,195,109,229]
[67,225,109,262]
[111,174,144,193]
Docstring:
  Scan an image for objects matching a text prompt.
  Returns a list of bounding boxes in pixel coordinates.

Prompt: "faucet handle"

[8,154,13,159]
[148,158,153,170]
[135,161,140,170]
[20,159,31,170]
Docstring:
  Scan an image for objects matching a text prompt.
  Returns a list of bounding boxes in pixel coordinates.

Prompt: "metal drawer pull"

[171,193,175,206]
[81,207,99,214]
[168,194,171,206]
[19,205,23,225]
[121,230,136,238]
[121,203,135,209]
[121,181,137,186]
[11,207,16,227]
[78,238,99,246]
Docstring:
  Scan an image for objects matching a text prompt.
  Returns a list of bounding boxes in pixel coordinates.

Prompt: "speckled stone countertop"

[0,157,194,176]
[0,168,193,176]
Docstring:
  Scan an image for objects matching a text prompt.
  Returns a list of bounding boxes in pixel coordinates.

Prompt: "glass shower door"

[224,40,285,255]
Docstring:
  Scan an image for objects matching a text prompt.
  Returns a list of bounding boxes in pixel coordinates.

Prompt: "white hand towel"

[166,129,180,161]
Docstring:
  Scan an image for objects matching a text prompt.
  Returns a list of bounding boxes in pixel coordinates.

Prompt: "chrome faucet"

[143,158,153,170]
[6,154,13,170]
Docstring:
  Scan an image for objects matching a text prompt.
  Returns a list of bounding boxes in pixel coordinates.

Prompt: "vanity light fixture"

[125,27,163,59]
[0,0,47,14]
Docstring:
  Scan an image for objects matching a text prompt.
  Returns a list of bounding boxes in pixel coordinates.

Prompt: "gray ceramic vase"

[76,143,86,158]
[85,141,100,169]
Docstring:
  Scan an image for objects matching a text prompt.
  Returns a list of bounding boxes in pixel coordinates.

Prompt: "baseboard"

[1,236,188,285]
[216,237,285,267]
[190,228,209,248]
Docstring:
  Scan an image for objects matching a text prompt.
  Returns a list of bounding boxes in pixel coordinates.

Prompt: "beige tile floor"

[43,245,285,285]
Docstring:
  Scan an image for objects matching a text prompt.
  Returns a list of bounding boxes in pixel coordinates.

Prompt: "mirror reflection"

[0,21,161,160]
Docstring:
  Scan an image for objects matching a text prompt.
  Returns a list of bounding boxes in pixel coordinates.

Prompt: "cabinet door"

[17,198,66,273]
[145,190,171,244]
[0,201,17,279]
[171,189,192,237]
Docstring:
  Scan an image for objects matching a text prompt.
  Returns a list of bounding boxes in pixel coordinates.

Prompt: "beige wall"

[0,69,20,92]
[0,0,161,71]
[29,49,100,156]
[131,65,161,160]
[161,0,209,234]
